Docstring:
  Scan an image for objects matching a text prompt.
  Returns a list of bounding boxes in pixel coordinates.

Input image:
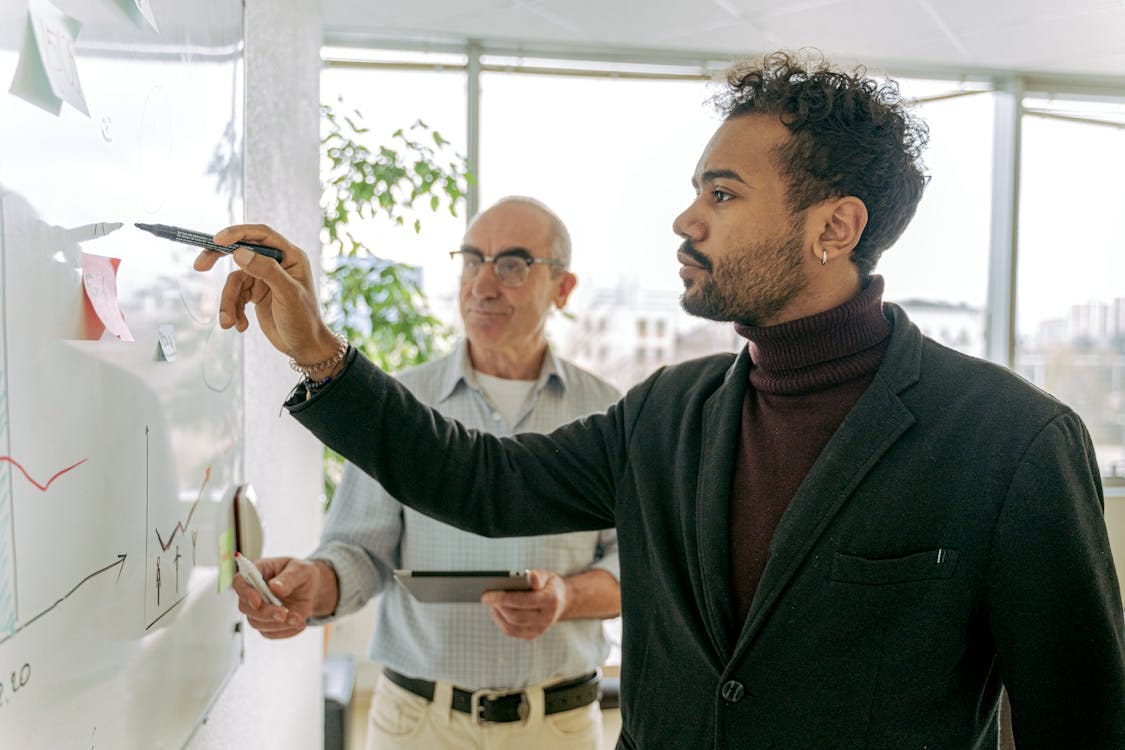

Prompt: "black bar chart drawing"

[154,465,210,552]
[146,431,213,630]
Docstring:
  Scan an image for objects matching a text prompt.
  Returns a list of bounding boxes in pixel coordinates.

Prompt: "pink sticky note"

[81,253,134,342]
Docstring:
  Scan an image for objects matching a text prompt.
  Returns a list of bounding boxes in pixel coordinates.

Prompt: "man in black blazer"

[201,51,1125,748]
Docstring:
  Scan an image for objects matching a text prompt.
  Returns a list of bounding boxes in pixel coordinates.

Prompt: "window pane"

[320,64,469,313]
[478,72,737,390]
[877,82,995,358]
[1015,97,1125,481]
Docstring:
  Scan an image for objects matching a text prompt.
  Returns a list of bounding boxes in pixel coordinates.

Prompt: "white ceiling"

[323,0,1125,80]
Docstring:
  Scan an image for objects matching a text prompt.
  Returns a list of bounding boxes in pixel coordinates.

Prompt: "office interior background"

[185,1,1125,747]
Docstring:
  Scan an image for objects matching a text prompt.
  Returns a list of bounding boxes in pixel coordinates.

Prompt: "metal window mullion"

[985,77,1023,368]
[1023,109,1125,130]
[466,41,481,221]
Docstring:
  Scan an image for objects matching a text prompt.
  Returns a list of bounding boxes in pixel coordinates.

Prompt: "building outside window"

[1015,95,1125,481]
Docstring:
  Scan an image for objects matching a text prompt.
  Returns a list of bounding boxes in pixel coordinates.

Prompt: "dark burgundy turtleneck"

[728,276,892,628]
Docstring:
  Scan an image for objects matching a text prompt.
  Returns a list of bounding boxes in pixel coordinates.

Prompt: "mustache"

[678,241,712,272]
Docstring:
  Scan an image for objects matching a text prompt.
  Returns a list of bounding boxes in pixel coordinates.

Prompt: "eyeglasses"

[449,248,566,288]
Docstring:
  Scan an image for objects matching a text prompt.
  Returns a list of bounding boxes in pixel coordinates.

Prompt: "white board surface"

[0,1,247,747]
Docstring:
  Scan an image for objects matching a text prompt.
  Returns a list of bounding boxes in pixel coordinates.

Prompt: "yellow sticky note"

[217,527,234,592]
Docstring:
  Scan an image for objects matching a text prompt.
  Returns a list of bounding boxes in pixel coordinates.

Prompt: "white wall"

[188,1,326,747]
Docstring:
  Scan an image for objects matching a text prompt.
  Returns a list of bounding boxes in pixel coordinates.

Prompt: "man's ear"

[814,196,868,263]
[554,272,577,310]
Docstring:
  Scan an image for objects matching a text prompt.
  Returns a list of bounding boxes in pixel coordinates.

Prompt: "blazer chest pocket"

[831,548,959,585]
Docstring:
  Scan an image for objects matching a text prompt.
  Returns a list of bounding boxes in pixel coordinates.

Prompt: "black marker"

[135,222,284,262]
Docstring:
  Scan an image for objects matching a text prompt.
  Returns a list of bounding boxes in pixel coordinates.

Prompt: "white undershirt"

[474,371,537,428]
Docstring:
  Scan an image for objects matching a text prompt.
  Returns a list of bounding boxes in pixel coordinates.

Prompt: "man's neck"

[767,272,863,327]
[467,341,547,380]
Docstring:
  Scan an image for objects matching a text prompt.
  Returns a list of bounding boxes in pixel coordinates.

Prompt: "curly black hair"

[711,51,930,276]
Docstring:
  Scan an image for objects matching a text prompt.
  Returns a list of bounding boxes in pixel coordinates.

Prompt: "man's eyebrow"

[458,244,534,257]
[698,169,747,186]
[684,168,747,191]
[496,246,534,256]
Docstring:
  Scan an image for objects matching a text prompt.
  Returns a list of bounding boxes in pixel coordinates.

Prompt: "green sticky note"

[218,527,234,592]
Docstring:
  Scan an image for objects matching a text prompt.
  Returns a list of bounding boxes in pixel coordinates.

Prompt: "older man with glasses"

[233,195,622,750]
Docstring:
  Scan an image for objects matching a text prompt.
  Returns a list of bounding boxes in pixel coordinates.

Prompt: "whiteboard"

[0,1,247,747]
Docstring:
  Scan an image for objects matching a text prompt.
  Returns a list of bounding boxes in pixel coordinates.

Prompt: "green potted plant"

[319,102,473,502]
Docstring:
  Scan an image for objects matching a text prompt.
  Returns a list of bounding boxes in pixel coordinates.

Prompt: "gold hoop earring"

[821,249,827,266]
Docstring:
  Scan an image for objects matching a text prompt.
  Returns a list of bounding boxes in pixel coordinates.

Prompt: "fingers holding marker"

[213,224,273,250]
[213,223,273,247]
[214,224,305,271]
[231,246,280,277]
[192,248,225,272]
[218,269,254,331]
[228,247,309,312]
[198,224,330,359]
[232,572,289,624]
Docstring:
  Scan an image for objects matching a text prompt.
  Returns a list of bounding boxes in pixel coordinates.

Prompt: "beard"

[679,226,808,326]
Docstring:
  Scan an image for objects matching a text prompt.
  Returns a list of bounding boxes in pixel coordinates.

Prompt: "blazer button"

[721,680,745,703]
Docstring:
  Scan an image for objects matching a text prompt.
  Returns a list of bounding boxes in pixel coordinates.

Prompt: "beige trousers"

[365,673,604,750]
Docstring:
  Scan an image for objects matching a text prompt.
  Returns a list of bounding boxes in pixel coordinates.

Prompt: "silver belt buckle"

[469,688,528,725]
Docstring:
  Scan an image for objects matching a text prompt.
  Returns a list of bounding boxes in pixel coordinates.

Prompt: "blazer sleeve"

[985,410,1125,747]
[290,350,624,538]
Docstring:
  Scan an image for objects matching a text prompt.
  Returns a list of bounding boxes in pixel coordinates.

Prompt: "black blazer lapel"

[695,350,752,661]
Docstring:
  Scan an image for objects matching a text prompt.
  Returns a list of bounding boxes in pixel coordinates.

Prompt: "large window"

[1015,97,1125,481]
[320,49,1125,485]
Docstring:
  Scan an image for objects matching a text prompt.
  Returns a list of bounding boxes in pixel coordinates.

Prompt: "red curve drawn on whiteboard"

[0,456,89,491]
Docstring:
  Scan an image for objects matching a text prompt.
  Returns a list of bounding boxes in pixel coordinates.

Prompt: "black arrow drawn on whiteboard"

[0,554,127,646]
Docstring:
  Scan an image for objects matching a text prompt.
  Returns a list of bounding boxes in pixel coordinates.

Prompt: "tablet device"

[393,569,532,603]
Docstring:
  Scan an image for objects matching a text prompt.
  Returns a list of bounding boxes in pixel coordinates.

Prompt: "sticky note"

[8,0,90,117]
[218,527,233,592]
[156,324,176,361]
[81,253,134,342]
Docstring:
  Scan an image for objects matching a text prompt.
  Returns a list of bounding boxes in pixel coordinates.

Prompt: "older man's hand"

[481,569,569,641]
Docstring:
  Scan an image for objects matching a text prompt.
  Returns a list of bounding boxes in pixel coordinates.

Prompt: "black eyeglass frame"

[449,248,566,288]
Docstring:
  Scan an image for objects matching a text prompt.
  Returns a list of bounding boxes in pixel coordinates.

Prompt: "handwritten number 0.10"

[0,662,31,707]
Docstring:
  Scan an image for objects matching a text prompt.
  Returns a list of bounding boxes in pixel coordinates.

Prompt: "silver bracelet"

[289,333,349,378]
